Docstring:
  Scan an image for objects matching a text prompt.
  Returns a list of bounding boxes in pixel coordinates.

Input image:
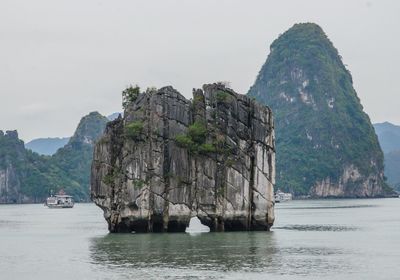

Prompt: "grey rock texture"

[91,84,275,233]
[0,130,24,203]
[0,164,21,203]
[309,165,384,198]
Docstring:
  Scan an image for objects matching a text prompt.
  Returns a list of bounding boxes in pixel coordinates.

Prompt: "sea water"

[0,199,399,279]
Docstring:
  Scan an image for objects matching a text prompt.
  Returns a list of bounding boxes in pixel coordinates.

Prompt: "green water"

[0,199,399,279]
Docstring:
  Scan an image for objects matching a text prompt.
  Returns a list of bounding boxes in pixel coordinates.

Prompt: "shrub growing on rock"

[125,121,144,139]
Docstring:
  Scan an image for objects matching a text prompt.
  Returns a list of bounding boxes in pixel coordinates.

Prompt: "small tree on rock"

[122,85,140,109]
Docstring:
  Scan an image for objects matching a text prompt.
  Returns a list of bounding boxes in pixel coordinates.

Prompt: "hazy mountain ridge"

[25,137,70,156]
[373,122,400,153]
[25,112,118,156]
[0,112,109,203]
[248,23,392,197]
[107,112,122,121]
[373,122,400,190]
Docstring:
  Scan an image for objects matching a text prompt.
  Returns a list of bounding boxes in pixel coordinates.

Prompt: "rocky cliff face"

[248,23,392,198]
[0,112,109,203]
[310,165,384,197]
[91,84,275,232]
[0,131,22,203]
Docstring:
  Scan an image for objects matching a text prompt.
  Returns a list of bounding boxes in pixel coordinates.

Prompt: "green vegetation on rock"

[125,121,144,139]
[122,85,140,109]
[0,112,109,203]
[215,91,231,103]
[248,23,390,196]
[175,121,218,154]
[187,121,207,144]
[174,134,195,148]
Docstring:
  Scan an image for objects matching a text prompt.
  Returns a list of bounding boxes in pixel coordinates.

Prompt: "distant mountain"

[107,112,122,121]
[384,150,400,190]
[25,111,118,155]
[373,122,400,154]
[0,112,109,203]
[248,23,393,197]
[373,122,400,191]
[50,112,109,200]
[25,137,70,155]
[0,130,77,203]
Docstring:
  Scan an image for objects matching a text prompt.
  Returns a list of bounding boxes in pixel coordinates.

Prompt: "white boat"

[275,189,292,203]
[45,195,74,208]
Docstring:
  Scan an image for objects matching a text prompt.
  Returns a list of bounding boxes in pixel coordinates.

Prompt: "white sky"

[1,0,399,141]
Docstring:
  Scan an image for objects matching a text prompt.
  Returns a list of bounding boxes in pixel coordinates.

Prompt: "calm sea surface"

[0,199,399,279]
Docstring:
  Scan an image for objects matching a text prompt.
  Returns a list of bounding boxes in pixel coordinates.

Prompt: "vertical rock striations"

[91,84,275,233]
[0,131,23,203]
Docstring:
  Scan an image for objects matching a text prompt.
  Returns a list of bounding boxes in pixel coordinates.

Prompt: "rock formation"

[248,23,393,198]
[0,131,23,203]
[91,83,275,232]
[0,112,108,203]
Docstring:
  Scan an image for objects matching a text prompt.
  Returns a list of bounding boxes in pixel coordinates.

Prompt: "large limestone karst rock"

[91,83,275,232]
[248,23,392,198]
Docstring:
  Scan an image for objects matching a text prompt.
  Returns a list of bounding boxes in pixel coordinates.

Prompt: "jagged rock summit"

[91,83,275,233]
[248,23,392,197]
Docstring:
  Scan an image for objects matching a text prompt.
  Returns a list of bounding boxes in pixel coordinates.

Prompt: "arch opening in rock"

[185,216,210,233]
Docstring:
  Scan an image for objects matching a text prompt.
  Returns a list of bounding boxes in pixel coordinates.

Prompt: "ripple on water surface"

[274,224,359,232]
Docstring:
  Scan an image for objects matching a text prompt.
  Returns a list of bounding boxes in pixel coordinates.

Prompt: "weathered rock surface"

[310,165,384,198]
[91,84,275,232]
[0,131,24,203]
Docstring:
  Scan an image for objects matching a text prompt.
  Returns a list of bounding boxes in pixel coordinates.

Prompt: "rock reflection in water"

[90,232,278,273]
[89,231,351,278]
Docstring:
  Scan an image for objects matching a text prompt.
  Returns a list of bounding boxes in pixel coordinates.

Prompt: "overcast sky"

[1,0,399,141]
